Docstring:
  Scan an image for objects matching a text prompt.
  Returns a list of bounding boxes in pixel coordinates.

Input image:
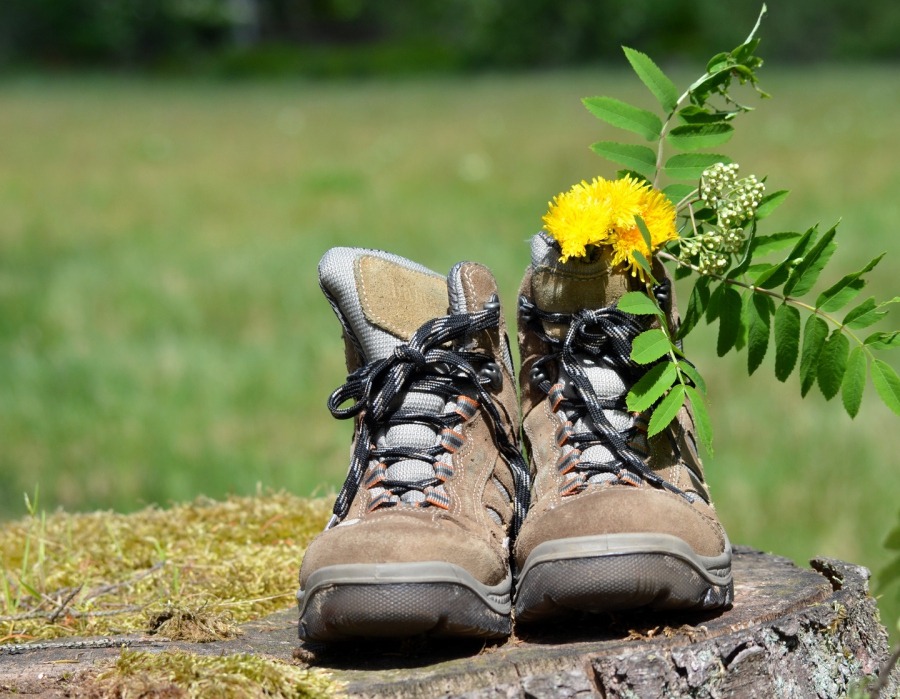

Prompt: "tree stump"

[1,549,898,698]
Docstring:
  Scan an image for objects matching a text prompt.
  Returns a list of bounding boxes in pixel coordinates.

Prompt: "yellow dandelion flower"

[542,179,614,261]
[543,175,678,274]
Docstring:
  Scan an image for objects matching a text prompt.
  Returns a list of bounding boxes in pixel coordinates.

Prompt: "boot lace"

[519,289,693,501]
[326,300,531,536]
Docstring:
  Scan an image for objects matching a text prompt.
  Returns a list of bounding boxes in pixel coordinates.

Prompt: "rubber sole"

[298,562,511,642]
[515,533,733,624]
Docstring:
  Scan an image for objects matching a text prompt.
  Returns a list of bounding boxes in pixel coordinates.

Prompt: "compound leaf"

[590,141,657,179]
[747,293,773,375]
[664,153,731,181]
[871,359,900,416]
[799,315,829,397]
[582,96,663,141]
[647,384,686,438]
[666,122,734,151]
[627,361,678,412]
[817,329,850,400]
[716,286,743,356]
[784,224,837,297]
[841,345,866,418]
[685,384,713,455]
[618,290,664,316]
[773,303,801,381]
[622,46,679,113]
[631,328,671,364]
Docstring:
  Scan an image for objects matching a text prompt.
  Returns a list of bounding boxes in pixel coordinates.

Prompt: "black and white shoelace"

[519,292,691,500]
[325,302,531,537]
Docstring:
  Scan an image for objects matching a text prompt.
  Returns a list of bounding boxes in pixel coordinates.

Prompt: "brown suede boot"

[514,232,733,624]
[298,248,529,641]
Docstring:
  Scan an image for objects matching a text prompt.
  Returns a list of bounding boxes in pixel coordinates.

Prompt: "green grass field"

[1,67,898,631]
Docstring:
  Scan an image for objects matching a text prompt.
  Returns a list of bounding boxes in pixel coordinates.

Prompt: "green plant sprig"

[582,3,900,454]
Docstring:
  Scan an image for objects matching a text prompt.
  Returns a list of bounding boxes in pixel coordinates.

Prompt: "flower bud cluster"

[680,163,767,276]
[700,162,766,227]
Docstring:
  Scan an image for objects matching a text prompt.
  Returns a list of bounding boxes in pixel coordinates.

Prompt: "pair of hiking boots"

[297,233,733,641]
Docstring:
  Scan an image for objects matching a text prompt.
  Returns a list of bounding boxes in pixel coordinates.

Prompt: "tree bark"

[1,549,897,698]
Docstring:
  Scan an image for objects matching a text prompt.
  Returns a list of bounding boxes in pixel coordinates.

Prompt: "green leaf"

[631,328,671,364]
[817,329,850,400]
[879,555,900,589]
[684,385,713,454]
[864,331,900,350]
[618,290,663,316]
[635,215,653,252]
[631,250,656,281]
[662,183,696,207]
[664,153,731,181]
[747,293,773,375]
[842,296,898,330]
[783,224,837,297]
[622,46,679,114]
[815,254,883,312]
[647,384,686,438]
[871,359,900,416]
[590,141,657,179]
[716,286,743,356]
[841,346,866,418]
[678,361,708,394]
[706,283,724,323]
[677,277,710,340]
[627,362,678,412]
[666,122,734,151]
[755,190,790,220]
[678,104,727,124]
[799,315,829,397]
[582,96,663,141]
[773,303,801,382]
[749,232,801,257]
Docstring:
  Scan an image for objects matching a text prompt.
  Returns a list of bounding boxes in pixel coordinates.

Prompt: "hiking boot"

[298,247,529,641]
[514,232,733,623]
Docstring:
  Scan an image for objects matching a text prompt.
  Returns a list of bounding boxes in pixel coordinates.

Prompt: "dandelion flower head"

[542,175,678,276]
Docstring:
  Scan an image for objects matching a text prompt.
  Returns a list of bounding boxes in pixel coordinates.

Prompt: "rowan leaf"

[622,46,679,113]
[664,153,731,181]
[871,359,900,416]
[747,293,773,375]
[755,190,790,220]
[582,96,664,141]
[618,290,663,316]
[749,231,801,257]
[663,183,697,207]
[815,254,883,312]
[678,361,707,394]
[817,329,850,400]
[647,384,686,438]
[590,141,657,179]
[864,331,900,350]
[773,303,801,382]
[684,385,713,455]
[841,346,866,418]
[627,362,678,412]
[799,315,829,397]
[783,224,837,297]
[716,286,743,356]
[631,328,671,364]
[677,276,710,340]
[666,122,734,151]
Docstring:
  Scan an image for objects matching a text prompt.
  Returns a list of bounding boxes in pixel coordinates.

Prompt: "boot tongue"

[318,248,449,362]
[530,231,630,318]
[318,247,461,506]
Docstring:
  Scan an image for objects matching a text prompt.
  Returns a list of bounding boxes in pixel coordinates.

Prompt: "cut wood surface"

[1,548,898,698]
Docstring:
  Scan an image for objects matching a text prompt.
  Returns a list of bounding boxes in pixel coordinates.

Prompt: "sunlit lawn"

[1,67,898,631]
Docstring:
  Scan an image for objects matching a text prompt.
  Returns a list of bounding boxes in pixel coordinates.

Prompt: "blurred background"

[1,0,898,630]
